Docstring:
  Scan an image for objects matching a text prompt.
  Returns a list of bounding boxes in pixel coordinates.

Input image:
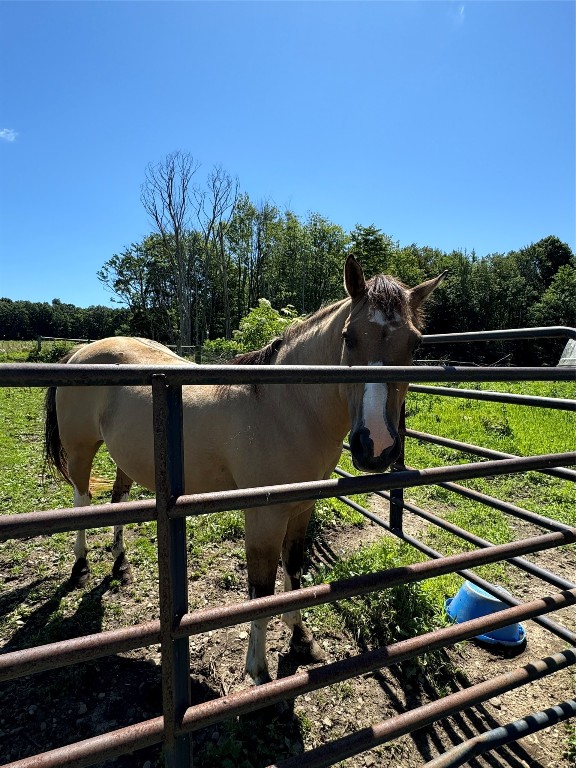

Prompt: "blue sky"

[1,1,574,308]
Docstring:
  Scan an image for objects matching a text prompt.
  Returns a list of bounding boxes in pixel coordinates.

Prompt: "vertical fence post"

[152,374,192,768]
[390,401,406,532]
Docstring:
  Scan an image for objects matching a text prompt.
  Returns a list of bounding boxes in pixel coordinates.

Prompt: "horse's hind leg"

[110,467,133,585]
[282,503,326,663]
[67,444,101,587]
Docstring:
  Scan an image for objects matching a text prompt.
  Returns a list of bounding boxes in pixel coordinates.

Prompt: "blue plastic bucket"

[445,581,526,647]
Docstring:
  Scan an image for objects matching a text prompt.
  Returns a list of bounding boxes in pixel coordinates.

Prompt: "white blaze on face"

[369,307,387,326]
[362,362,395,455]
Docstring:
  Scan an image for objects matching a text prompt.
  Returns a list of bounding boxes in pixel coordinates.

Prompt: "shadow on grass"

[2,575,110,652]
[0,578,46,621]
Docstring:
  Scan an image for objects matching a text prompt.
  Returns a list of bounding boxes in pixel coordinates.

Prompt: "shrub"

[201,301,302,361]
[27,341,76,363]
[233,300,300,352]
[201,337,244,363]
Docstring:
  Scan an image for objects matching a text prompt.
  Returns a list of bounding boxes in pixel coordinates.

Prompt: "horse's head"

[341,255,445,473]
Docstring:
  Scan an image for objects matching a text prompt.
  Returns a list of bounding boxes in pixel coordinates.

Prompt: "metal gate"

[0,326,575,768]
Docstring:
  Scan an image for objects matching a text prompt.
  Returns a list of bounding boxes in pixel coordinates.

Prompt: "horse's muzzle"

[349,427,402,473]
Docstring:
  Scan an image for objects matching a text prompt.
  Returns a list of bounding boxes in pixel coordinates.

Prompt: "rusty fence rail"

[0,345,575,768]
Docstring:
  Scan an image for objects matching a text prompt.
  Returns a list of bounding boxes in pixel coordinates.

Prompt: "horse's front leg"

[244,508,288,685]
[282,503,326,663]
[110,468,133,585]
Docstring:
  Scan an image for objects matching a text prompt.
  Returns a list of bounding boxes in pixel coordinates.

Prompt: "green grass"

[402,380,575,587]
[0,339,78,363]
[0,340,36,362]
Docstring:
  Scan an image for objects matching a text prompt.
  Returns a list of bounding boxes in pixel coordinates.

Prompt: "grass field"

[405,381,576,547]
[0,355,574,765]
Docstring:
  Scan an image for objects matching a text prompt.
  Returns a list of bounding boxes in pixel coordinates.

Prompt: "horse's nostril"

[380,437,402,467]
[350,427,374,460]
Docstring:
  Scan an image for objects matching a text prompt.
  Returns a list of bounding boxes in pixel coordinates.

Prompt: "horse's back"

[55,338,193,487]
[67,337,192,366]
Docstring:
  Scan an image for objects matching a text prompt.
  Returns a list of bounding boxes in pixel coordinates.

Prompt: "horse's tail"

[43,348,80,485]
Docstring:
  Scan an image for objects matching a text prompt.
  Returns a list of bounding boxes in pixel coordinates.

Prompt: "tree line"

[0,298,128,342]
[2,151,574,365]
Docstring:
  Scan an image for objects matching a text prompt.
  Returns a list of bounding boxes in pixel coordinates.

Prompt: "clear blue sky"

[1,1,574,307]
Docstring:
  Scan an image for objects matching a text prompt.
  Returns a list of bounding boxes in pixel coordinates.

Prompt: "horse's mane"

[231,337,283,366]
[228,299,348,369]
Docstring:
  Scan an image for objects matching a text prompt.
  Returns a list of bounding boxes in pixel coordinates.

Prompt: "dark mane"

[230,337,283,366]
[223,337,283,396]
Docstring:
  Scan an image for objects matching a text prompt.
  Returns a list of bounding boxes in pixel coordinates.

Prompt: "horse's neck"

[275,300,350,366]
[274,300,352,443]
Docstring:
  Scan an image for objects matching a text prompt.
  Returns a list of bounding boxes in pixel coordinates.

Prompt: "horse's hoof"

[70,558,90,587]
[290,636,327,664]
[112,554,133,586]
[245,664,273,687]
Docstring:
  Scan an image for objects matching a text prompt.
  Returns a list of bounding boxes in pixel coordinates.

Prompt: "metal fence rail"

[2,362,575,388]
[1,328,575,768]
[408,383,576,410]
[270,648,576,768]
[422,698,576,768]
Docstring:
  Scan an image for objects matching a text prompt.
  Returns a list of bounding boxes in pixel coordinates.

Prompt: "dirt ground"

[0,494,574,768]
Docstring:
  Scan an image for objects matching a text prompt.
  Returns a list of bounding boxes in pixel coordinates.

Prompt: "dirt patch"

[0,497,574,768]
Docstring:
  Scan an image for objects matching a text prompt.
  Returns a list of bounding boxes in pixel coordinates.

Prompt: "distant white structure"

[558,339,576,366]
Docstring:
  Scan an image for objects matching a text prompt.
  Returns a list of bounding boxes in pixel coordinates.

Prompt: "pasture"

[0,372,575,767]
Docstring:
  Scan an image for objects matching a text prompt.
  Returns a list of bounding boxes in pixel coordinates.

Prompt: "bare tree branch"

[140,152,200,350]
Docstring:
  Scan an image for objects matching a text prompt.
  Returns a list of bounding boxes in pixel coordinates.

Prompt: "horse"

[44,255,444,684]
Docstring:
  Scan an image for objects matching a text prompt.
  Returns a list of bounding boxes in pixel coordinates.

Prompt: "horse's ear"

[409,271,448,310]
[344,255,366,299]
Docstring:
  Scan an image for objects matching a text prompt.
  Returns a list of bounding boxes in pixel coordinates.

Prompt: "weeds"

[196,715,302,767]
[310,537,456,687]
[566,718,576,765]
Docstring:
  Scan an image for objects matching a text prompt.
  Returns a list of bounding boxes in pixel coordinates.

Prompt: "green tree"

[97,236,176,340]
[349,225,394,276]
[528,264,576,327]
[226,195,281,324]
[521,235,574,284]
[303,213,349,308]
[267,210,312,311]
